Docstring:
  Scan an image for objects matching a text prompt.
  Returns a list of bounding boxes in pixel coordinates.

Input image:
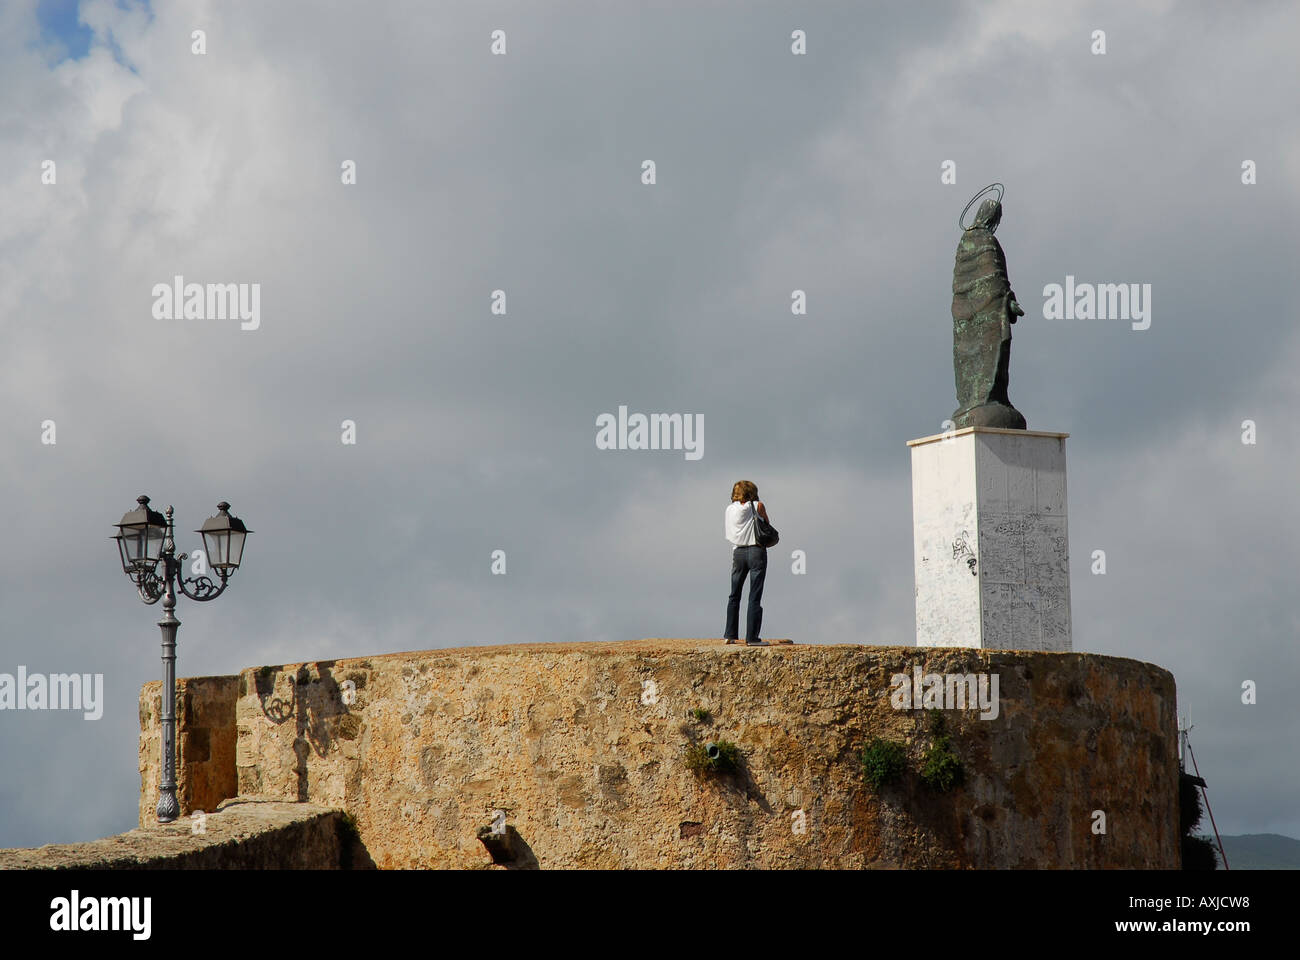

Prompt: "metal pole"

[156,507,181,823]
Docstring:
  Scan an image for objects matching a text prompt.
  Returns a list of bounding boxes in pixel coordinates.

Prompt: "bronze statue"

[951,183,1026,430]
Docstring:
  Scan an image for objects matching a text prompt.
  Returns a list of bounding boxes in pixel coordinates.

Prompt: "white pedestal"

[908,427,1073,651]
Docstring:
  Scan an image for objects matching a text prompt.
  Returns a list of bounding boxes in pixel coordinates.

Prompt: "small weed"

[684,739,741,775]
[920,723,964,792]
[861,737,906,789]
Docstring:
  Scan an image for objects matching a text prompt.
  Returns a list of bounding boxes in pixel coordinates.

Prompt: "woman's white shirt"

[725,500,758,549]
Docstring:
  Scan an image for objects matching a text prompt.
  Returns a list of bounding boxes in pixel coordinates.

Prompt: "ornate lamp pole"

[112,495,252,823]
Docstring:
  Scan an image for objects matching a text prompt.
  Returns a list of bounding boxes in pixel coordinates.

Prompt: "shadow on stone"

[708,756,773,814]
[337,814,378,870]
[477,825,539,869]
[253,662,354,803]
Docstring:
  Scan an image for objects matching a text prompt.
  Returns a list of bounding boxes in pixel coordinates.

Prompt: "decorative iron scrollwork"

[177,571,229,602]
[137,570,165,604]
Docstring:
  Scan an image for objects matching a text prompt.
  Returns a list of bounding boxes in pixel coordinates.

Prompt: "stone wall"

[138,675,239,826]
[137,640,1180,869]
[0,801,369,870]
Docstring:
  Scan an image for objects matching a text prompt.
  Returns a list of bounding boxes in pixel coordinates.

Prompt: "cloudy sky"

[1,0,1296,850]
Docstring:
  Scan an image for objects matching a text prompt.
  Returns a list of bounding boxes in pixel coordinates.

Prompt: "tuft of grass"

[688,707,712,724]
[926,709,947,736]
[919,716,964,792]
[861,737,907,789]
[684,739,741,775]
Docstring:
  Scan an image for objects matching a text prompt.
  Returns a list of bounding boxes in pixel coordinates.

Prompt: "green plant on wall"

[684,739,741,775]
[861,737,906,788]
[1179,772,1218,870]
[920,712,964,792]
[688,707,712,724]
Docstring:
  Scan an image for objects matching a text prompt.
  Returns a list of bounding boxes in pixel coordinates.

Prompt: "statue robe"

[951,226,1024,428]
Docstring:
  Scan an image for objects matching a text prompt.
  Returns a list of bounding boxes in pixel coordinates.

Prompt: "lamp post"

[112,495,251,823]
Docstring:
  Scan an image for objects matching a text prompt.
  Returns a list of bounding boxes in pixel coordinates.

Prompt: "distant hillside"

[1199,834,1300,869]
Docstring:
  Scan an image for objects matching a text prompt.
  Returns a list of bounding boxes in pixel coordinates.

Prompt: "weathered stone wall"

[138,675,239,826]
[134,640,1180,869]
[0,801,370,870]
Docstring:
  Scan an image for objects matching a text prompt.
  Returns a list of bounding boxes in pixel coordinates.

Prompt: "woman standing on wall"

[724,480,774,646]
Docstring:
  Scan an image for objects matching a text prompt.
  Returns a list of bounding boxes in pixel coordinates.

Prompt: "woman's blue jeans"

[725,545,767,642]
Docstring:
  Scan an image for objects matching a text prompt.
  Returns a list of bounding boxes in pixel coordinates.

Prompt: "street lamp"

[112,495,252,823]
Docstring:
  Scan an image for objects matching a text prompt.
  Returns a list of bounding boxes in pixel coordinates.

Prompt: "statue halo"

[959,182,1005,231]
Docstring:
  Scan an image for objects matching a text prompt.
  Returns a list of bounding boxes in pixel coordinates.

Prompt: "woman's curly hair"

[730,480,758,503]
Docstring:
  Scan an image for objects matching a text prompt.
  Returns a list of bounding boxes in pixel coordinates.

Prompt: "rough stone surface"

[131,639,1180,869]
[139,675,239,826]
[0,800,369,869]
